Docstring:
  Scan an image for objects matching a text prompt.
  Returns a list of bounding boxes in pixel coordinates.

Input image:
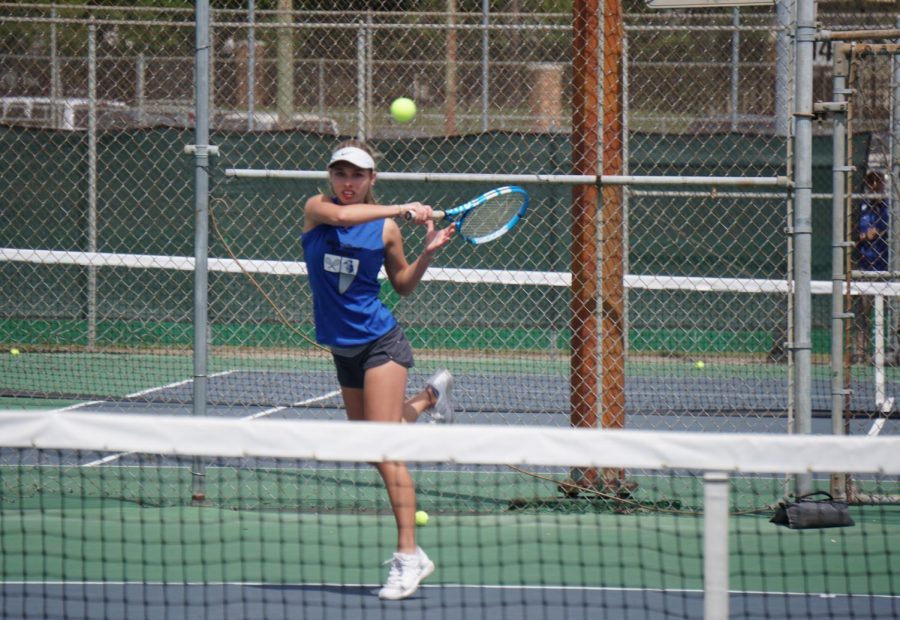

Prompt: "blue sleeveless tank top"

[302,215,397,347]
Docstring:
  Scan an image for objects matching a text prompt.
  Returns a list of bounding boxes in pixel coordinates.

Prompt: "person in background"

[302,140,455,600]
[853,169,889,364]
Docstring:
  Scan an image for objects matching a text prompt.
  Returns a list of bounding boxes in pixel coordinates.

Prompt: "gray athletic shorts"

[330,324,414,389]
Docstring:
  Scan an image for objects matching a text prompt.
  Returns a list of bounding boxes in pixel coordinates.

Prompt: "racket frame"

[406,185,529,245]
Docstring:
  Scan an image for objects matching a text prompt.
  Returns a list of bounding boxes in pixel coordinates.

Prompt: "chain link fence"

[0,2,897,436]
[839,39,900,439]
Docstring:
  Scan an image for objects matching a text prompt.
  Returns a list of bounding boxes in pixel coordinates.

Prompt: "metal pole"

[731,8,740,132]
[318,59,326,130]
[890,18,900,355]
[828,50,849,497]
[780,4,796,450]
[226,168,790,187]
[50,5,60,129]
[276,0,293,129]
[87,17,97,351]
[247,0,256,131]
[356,18,366,140]
[136,53,146,126]
[192,0,212,505]
[623,31,630,356]
[445,0,458,135]
[792,0,816,496]
[599,0,626,448]
[208,7,215,122]
[366,11,374,135]
[481,0,489,132]
[874,294,887,409]
[566,0,602,492]
[819,28,900,42]
[774,0,793,137]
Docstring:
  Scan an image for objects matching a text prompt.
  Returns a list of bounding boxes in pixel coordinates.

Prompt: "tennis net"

[0,409,898,619]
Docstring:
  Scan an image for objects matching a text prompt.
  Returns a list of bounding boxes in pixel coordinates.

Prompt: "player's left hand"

[423,220,455,254]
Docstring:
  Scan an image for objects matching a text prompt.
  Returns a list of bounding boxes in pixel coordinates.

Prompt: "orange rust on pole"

[570,0,600,451]
[835,42,900,56]
[824,30,900,43]
[600,0,626,486]
[601,0,626,429]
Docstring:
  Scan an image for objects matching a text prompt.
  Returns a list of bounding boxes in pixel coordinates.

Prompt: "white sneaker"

[425,369,454,424]
[378,546,435,600]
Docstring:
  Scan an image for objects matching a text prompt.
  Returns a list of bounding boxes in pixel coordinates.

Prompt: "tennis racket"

[405,186,529,245]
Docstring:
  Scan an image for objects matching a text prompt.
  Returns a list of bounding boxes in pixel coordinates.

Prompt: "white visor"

[328,146,375,170]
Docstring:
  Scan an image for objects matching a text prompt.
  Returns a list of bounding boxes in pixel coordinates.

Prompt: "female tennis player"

[302,140,454,600]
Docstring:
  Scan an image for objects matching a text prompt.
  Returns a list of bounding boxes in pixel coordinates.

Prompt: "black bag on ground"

[770,491,855,529]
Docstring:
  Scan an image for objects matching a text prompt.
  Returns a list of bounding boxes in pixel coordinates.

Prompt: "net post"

[703,471,730,620]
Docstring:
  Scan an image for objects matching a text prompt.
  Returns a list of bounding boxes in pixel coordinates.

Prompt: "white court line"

[77,370,241,467]
[52,371,238,414]
[81,380,342,467]
[82,450,138,467]
[241,390,342,421]
[3,581,899,601]
[868,417,889,438]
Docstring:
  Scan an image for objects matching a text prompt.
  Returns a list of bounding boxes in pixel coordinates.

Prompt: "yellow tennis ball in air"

[10,348,20,357]
[695,360,705,369]
[415,510,429,526]
[390,97,417,123]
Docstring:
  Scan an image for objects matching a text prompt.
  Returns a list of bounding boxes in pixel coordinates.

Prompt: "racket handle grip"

[403,209,446,221]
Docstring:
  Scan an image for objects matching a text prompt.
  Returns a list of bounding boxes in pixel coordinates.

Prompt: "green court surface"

[1,317,833,358]
[2,500,898,594]
[2,462,898,594]
[0,345,873,400]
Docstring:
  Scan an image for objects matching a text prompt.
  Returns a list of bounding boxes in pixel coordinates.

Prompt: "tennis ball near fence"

[390,97,417,123]
[415,510,429,526]
[695,360,705,369]
[10,348,20,357]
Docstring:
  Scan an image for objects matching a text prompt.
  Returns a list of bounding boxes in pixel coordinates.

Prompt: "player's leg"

[341,386,365,420]
[338,355,416,550]
[363,361,417,551]
[402,369,455,424]
[363,361,436,600]
[402,387,433,423]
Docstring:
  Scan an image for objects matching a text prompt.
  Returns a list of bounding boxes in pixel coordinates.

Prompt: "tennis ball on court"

[10,348,20,357]
[390,97,417,123]
[695,360,705,369]
[415,510,429,526]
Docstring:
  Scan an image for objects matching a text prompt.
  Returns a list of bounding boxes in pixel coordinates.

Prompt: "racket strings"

[459,194,525,239]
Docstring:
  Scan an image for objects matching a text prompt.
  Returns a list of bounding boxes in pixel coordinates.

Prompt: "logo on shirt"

[324,253,359,294]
